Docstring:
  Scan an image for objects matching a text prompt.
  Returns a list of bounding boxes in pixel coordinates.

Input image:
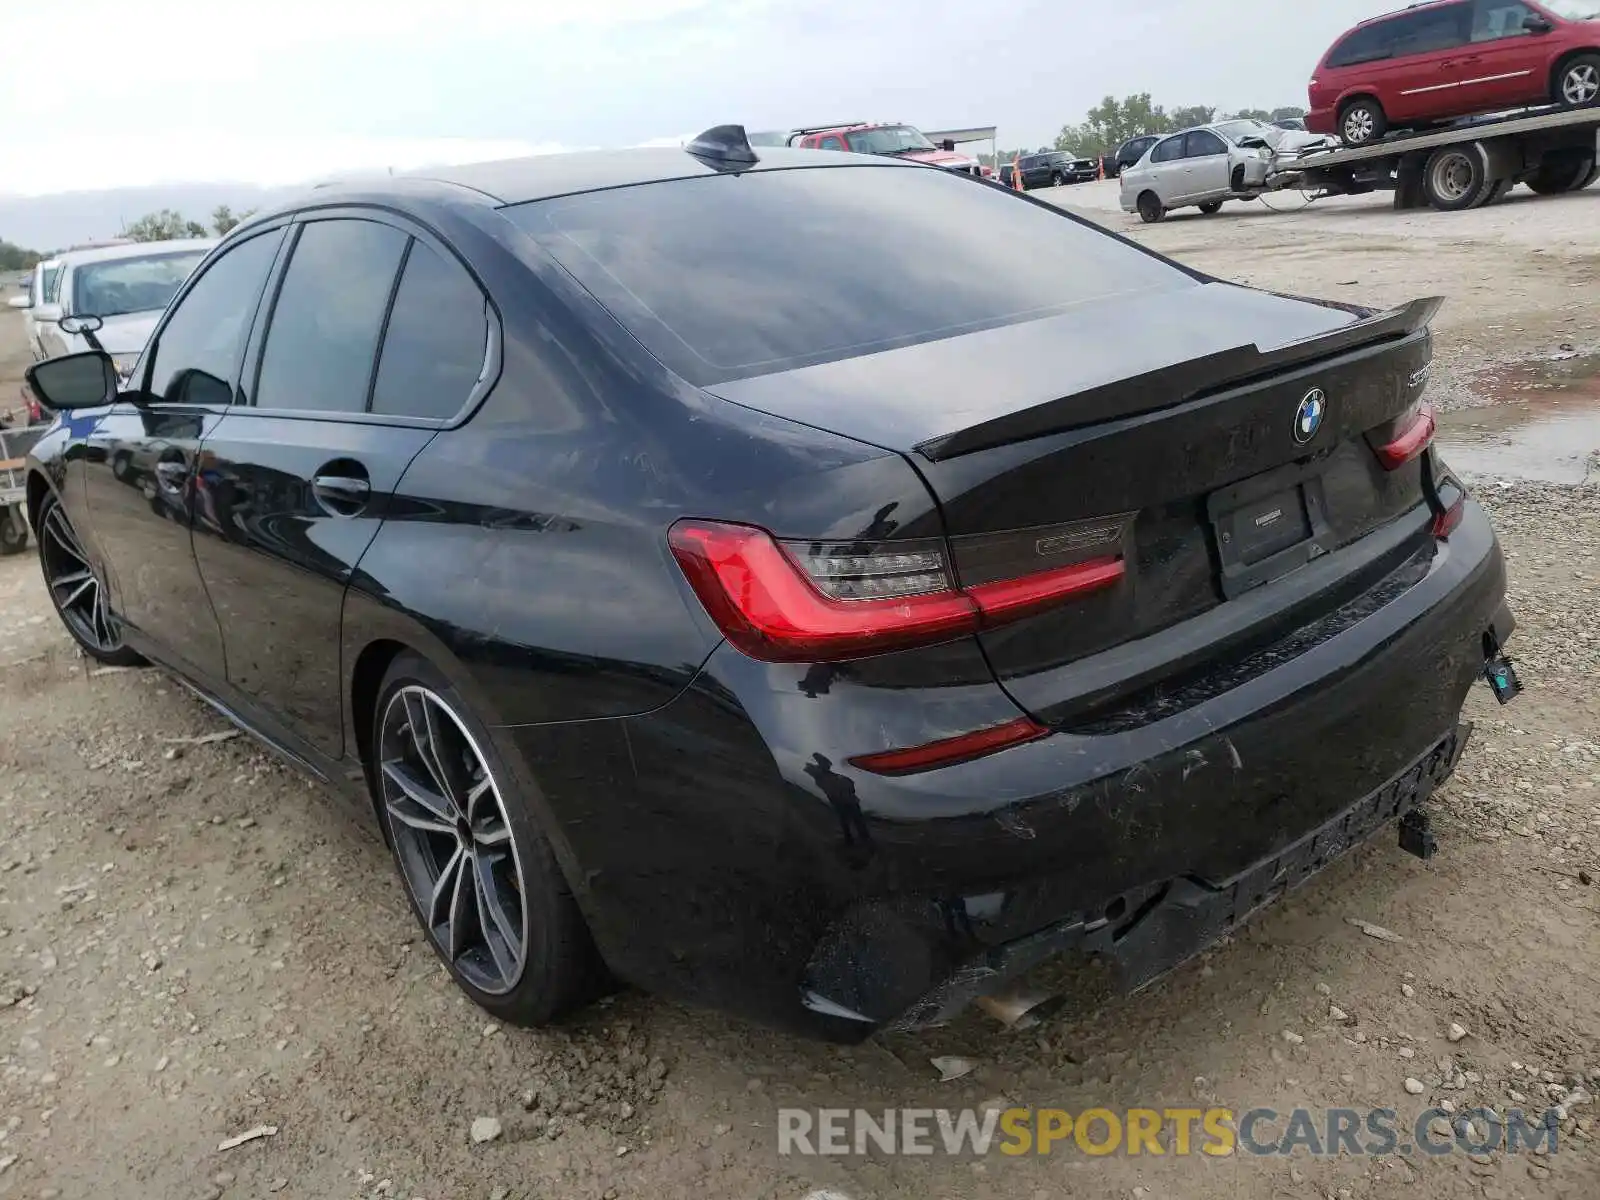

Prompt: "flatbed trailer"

[1279,105,1600,212]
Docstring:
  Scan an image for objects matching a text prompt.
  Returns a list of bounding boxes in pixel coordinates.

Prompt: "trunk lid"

[710,284,1440,726]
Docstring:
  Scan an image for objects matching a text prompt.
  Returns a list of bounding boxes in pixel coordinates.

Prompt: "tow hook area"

[1485,653,1523,705]
[1398,809,1438,860]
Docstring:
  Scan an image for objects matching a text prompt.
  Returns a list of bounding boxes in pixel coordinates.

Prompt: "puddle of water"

[1434,353,1600,484]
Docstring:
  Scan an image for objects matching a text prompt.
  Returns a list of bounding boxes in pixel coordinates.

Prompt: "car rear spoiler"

[914,296,1443,462]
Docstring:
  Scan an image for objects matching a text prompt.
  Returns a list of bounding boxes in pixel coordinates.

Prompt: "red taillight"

[668,520,1125,663]
[849,716,1050,776]
[1376,409,1440,473]
[1372,403,1436,470]
[1431,472,1467,539]
[1432,497,1465,539]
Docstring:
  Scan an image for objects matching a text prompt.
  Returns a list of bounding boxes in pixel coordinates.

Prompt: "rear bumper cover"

[512,502,1510,1038]
[882,721,1471,1030]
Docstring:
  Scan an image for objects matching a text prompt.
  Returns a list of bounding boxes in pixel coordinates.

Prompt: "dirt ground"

[2,186,1599,1200]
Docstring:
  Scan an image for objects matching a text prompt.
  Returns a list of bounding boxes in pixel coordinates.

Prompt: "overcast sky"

[4,0,1386,195]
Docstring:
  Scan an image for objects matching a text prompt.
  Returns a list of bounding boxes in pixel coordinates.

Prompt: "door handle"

[312,472,371,517]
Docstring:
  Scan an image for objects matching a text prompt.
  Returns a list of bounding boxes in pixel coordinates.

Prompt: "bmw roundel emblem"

[1294,388,1326,445]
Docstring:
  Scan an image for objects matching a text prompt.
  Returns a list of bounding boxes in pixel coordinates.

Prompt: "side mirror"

[1524,13,1554,32]
[24,351,118,412]
[941,139,956,152]
[58,314,104,335]
[6,295,29,310]
[34,303,62,324]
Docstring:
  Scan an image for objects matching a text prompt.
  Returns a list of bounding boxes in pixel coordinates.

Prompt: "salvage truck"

[1226,104,1600,213]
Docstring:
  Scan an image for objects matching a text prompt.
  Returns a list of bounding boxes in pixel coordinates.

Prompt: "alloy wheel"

[379,685,528,995]
[41,504,120,653]
[1563,63,1600,105]
[1343,108,1374,143]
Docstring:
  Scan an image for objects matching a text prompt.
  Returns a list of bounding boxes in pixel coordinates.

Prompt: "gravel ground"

[2,187,1599,1200]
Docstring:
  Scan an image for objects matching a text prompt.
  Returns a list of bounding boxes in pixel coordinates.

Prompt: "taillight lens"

[1369,402,1436,470]
[1432,471,1466,539]
[669,520,1126,663]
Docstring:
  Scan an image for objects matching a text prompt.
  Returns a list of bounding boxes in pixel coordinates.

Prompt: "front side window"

[1150,136,1186,163]
[1389,3,1471,55]
[509,163,1189,385]
[844,125,936,155]
[69,251,207,318]
[1473,0,1534,37]
[1185,130,1229,157]
[254,219,408,414]
[147,229,284,407]
[818,136,845,151]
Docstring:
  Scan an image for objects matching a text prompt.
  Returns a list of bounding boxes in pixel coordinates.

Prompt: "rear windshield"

[506,164,1187,385]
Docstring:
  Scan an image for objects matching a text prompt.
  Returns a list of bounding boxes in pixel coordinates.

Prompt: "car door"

[1385,2,1473,121]
[79,226,286,685]
[191,213,491,758]
[1143,134,1189,201]
[1182,129,1233,199]
[1466,0,1548,105]
[34,264,69,360]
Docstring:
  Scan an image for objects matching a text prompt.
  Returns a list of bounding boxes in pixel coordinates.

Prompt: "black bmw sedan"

[23,128,1513,1039]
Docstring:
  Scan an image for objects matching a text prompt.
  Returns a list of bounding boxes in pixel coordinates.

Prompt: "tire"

[373,652,603,1025]
[1136,191,1166,224]
[1554,53,1600,108]
[1421,144,1493,211]
[1480,177,1515,207]
[1198,200,1224,215]
[35,495,142,665]
[1527,151,1596,194]
[1339,98,1388,146]
[1050,171,1064,187]
[0,508,27,556]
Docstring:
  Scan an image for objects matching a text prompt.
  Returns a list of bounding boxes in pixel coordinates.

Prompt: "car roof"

[397,145,906,206]
[57,238,217,267]
[1355,0,1456,28]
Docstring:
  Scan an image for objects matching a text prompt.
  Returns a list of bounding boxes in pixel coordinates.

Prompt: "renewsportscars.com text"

[777,1106,1560,1158]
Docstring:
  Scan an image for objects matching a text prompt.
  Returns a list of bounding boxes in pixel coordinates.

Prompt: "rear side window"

[254,219,408,413]
[507,164,1188,385]
[1150,136,1185,163]
[148,229,284,406]
[370,241,489,419]
[1327,22,1395,66]
[1388,3,1470,55]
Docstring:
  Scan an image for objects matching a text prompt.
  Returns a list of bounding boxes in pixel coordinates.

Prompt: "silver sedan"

[1118,120,1333,223]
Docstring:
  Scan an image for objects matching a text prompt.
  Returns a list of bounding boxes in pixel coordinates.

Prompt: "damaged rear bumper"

[882,721,1472,1031]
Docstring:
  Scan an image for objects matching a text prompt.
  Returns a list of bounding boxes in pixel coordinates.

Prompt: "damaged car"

[22,127,1514,1039]
[1120,119,1338,222]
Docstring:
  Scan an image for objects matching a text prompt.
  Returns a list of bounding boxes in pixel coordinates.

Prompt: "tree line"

[1,204,257,270]
[992,93,1311,163]
[121,204,256,242]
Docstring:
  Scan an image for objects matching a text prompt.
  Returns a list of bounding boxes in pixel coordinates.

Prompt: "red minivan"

[1309,0,1600,145]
